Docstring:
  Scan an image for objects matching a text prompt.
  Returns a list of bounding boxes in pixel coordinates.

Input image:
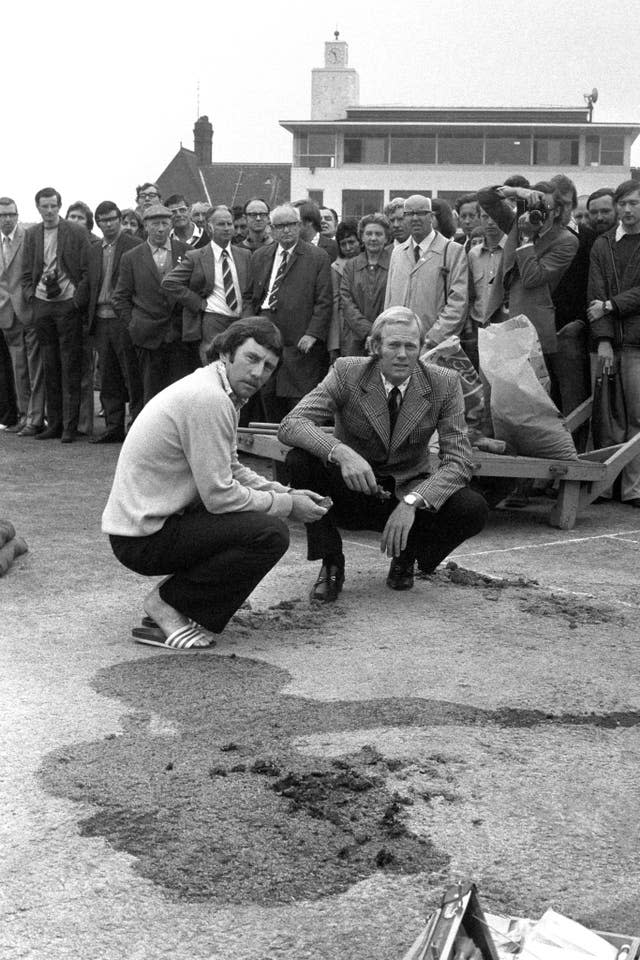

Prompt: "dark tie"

[414,243,421,263]
[388,386,402,435]
[267,250,288,311]
[221,248,238,313]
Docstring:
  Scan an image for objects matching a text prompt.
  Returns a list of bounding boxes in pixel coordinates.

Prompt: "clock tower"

[311,32,360,121]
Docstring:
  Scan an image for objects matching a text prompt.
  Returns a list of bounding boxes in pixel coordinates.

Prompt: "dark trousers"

[109,508,290,633]
[286,448,488,572]
[94,317,144,430]
[33,299,82,432]
[137,340,200,405]
[0,330,17,425]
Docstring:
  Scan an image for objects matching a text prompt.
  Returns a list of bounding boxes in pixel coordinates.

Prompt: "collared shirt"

[0,227,17,270]
[213,358,247,411]
[615,223,640,242]
[468,236,507,326]
[310,232,320,246]
[262,243,295,310]
[96,237,118,315]
[205,242,242,317]
[170,224,203,247]
[148,238,172,277]
[412,231,437,261]
[381,373,411,398]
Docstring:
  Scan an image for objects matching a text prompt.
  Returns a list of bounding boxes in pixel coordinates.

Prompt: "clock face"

[327,44,345,66]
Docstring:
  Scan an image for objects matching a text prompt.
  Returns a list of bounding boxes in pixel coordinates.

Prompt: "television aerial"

[584,87,598,121]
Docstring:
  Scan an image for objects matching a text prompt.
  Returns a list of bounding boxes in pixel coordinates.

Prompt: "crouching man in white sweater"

[102,317,328,650]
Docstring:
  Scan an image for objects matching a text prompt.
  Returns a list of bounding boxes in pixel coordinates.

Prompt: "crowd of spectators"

[1,173,639,504]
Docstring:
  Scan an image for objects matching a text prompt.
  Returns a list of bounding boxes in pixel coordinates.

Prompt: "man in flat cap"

[113,204,199,404]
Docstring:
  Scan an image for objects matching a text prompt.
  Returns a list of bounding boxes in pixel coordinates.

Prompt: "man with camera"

[22,187,90,442]
[477,181,579,390]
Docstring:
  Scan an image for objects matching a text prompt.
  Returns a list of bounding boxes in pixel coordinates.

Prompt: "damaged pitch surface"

[40,577,640,909]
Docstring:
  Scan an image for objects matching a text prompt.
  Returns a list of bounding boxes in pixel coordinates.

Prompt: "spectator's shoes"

[386,559,415,591]
[35,426,63,440]
[6,420,26,434]
[91,429,125,444]
[17,425,44,437]
[310,562,345,602]
[625,498,640,509]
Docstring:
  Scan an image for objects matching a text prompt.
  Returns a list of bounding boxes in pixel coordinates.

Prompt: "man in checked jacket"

[279,306,488,601]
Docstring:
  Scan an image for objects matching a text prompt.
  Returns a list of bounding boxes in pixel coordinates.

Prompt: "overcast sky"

[6,0,639,218]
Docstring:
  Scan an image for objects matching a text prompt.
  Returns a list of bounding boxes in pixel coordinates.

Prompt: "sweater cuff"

[267,492,293,517]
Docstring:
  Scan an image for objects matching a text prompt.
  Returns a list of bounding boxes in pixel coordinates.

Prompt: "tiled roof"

[157,148,291,208]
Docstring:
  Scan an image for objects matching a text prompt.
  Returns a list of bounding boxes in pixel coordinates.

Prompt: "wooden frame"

[236,400,640,530]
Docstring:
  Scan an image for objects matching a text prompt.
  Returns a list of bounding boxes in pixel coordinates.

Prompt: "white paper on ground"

[518,908,618,960]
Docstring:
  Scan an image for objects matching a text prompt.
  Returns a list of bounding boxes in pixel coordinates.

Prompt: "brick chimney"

[194,115,213,165]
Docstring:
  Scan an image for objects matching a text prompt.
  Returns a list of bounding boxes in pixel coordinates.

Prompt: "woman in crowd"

[431,197,457,239]
[328,218,360,360]
[339,213,392,356]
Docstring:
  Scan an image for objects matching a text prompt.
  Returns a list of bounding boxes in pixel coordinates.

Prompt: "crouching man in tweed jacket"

[279,306,488,601]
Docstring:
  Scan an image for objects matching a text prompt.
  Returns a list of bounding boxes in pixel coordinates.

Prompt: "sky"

[6,0,639,218]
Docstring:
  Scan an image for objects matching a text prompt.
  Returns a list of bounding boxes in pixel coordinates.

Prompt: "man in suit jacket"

[0,197,45,435]
[384,195,469,346]
[162,205,253,364]
[74,201,144,442]
[476,182,579,384]
[113,204,198,405]
[251,203,332,421]
[279,306,488,600]
[293,199,339,263]
[22,187,90,442]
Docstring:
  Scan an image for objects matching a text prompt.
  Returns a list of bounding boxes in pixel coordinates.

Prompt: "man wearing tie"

[384,195,468,348]
[162,205,252,364]
[251,203,332,421]
[0,197,45,436]
[279,306,487,600]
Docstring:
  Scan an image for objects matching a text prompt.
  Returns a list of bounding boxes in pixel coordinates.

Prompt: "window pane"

[438,137,483,164]
[308,190,324,206]
[600,135,624,165]
[485,137,531,165]
[585,135,600,165]
[342,190,384,218]
[534,137,579,166]
[308,134,334,155]
[389,137,436,163]
[343,137,388,164]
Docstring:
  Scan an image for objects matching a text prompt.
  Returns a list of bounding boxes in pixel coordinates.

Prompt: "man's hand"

[289,491,329,523]
[297,334,317,354]
[332,444,378,495]
[587,299,608,322]
[597,339,615,371]
[380,502,417,558]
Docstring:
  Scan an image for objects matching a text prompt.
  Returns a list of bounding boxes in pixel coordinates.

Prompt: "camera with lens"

[516,197,548,227]
[43,269,62,300]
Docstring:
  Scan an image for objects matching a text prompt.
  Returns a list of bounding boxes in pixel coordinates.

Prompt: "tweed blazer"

[0,224,33,328]
[384,232,469,345]
[74,231,143,333]
[278,355,473,509]
[161,243,253,341]
[112,238,187,350]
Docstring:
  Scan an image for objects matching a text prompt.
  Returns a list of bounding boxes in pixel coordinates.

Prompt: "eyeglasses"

[272,221,299,229]
[246,212,268,219]
[0,212,17,218]
[139,192,160,200]
[404,209,432,217]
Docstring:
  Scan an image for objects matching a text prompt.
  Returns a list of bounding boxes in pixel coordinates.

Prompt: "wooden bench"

[236,399,640,530]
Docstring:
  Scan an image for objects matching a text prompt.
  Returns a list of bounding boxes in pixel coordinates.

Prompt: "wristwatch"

[403,493,423,508]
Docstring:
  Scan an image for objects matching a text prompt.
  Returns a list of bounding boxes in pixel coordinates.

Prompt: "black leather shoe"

[310,562,345,602]
[61,429,76,444]
[17,424,44,437]
[6,420,26,434]
[91,429,125,444]
[386,558,415,590]
[35,426,63,440]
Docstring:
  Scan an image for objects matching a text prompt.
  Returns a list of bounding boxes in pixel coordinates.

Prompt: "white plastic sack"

[478,316,578,460]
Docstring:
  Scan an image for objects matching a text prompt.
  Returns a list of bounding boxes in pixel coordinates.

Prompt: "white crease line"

[454,528,640,558]
[606,536,640,545]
